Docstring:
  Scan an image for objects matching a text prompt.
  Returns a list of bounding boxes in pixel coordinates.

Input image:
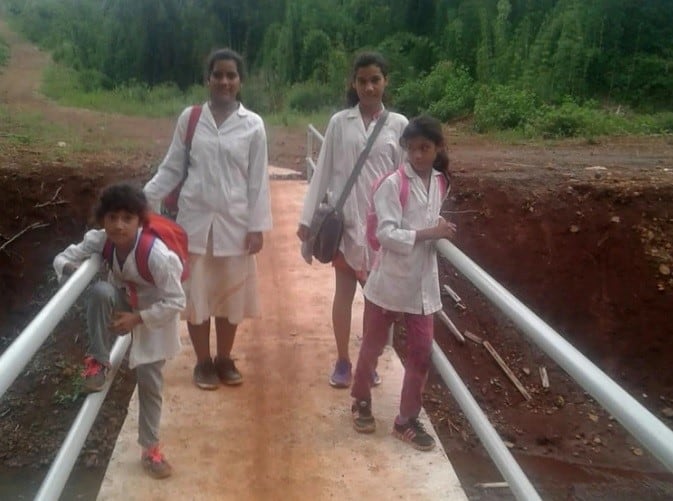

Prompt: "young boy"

[53,183,185,479]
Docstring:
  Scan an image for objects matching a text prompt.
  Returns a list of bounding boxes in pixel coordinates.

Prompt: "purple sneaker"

[371,370,382,387]
[329,359,352,388]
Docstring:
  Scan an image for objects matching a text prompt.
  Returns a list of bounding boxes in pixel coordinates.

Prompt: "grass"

[0,105,142,161]
[0,35,8,69]
[42,64,207,118]
[265,109,332,131]
[41,62,335,133]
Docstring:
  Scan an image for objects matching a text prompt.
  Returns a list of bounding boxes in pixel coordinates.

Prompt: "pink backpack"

[366,166,448,251]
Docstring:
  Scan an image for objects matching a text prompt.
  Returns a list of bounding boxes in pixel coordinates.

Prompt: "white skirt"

[183,239,260,325]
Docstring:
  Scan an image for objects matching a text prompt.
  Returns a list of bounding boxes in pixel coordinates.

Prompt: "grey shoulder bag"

[308,111,389,264]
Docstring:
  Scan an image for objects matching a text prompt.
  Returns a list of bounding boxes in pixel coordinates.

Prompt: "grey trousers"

[86,281,165,448]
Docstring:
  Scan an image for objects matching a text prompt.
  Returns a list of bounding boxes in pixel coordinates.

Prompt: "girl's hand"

[245,232,264,254]
[296,224,310,242]
[434,217,457,240]
[111,312,142,334]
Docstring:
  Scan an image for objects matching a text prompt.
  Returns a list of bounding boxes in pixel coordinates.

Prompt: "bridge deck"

[98,174,467,500]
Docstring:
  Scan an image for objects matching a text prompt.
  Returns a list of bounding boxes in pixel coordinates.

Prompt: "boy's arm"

[138,247,186,329]
[53,229,106,284]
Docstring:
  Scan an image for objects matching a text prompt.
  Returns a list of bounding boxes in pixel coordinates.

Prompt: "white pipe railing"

[0,255,133,501]
[0,256,101,399]
[305,124,323,182]
[431,341,542,500]
[34,334,131,501]
[435,238,673,473]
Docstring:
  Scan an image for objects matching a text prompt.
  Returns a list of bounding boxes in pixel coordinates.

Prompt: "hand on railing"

[111,312,142,334]
[59,263,80,285]
[416,217,457,242]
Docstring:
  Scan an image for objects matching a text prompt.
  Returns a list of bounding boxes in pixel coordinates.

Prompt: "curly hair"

[94,182,148,225]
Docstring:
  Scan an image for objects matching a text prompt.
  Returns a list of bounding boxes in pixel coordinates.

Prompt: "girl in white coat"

[297,52,408,388]
[144,48,272,390]
[350,116,456,451]
[53,183,185,478]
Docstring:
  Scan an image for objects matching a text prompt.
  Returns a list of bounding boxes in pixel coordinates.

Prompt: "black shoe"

[392,418,436,451]
[193,358,219,390]
[351,399,376,433]
[214,357,243,385]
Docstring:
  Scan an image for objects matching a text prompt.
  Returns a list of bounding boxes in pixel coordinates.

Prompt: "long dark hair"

[400,115,450,180]
[346,51,389,107]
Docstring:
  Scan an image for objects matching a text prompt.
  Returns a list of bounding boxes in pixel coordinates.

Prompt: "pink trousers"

[351,298,434,420]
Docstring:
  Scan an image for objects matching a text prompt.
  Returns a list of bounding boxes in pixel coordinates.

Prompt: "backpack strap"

[185,105,202,154]
[438,173,450,198]
[102,239,114,268]
[181,104,202,178]
[134,229,157,285]
[397,165,410,209]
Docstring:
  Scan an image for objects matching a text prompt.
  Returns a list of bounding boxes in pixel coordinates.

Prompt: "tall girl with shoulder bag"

[306,111,389,264]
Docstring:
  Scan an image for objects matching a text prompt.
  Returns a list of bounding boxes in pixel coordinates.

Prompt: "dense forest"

[2,0,672,134]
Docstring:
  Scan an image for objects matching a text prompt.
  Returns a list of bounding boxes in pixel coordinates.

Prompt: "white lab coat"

[53,229,185,369]
[144,102,273,256]
[299,105,407,272]
[364,162,449,315]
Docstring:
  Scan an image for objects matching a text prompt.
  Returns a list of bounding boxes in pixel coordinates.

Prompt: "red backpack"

[366,166,449,251]
[161,105,202,219]
[102,213,190,285]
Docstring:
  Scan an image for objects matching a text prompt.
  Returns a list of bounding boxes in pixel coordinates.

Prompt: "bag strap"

[134,230,157,285]
[438,173,449,198]
[182,105,202,176]
[334,110,389,211]
[398,165,410,208]
[397,168,449,210]
[102,239,114,268]
[101,231,156,285]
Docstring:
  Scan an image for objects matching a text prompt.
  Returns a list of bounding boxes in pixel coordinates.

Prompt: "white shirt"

[53,229,185,369]
[299,106,407,272]
[364,163,449,315]
[144,103,273,256]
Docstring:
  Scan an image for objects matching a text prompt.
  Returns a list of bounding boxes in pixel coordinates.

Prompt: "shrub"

[474,85,537,132]
[651,112,673,133]
[396,61,475,120]
[77,69,112,92]
[286,82,337,112]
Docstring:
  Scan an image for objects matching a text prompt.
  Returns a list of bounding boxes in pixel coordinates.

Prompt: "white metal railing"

[0,255,131,501]
[435,239,673,472]
[305,124,673,500]
[305,124,323,182]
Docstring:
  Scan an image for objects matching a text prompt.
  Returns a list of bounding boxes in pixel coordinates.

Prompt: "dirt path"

[0,18,175,156]
[98,179,467,500]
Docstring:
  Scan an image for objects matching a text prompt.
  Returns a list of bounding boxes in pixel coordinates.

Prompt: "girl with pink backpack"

[350,115,455,451]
